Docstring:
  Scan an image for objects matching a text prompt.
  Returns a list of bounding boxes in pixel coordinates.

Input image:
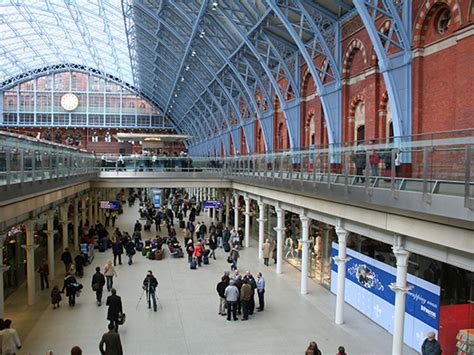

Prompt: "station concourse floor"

[6,204,418,355]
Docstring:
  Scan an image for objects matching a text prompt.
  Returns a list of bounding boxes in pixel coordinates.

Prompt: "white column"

[244,194,250,248]
[218,192,224,222]
[390,237,411,355]
[60,204,69,250]
[233,192,239,230]
[46,210,55,282]
[23,220,39,306]
[0,234,6,318]
[225,191,231,227]
[274,205,285,274]
[334,225,350,324]
[88,194,93,227]
[257,199,266,259]
[73,198,79,251]
[93,192,98,225]
[299,213,310,295]
[81,196,87,228]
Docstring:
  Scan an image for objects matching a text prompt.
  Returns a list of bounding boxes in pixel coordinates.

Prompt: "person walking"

[216,275,229,316]
[230,245,240,271]
[92,266,106,306]
[224,280,239,321]
[208,234,217,260]
[112,238,123,266]
[337,345,347,355]
[421,331,442,355]
[186,240,194,263]
[0,319,21,355]
[104,260,117,292]
[305,341,322,355]
[239,279,252,321]
[106,288,123,331]
[51,285,62,309]
[99,323,123,355]
[262,239,271,266]
[142,270,158,312]
[193,241,204,267]
[125,238,136,265]
[37,258,49,290]
[62,272,78,307]
[256,272,265,311]
[61,248,73,273]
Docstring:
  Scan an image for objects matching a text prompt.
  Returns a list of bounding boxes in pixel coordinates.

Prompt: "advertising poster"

[330,242,440,351]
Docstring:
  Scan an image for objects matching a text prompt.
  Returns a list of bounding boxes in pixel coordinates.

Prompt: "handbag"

[118,313,126,325]
[227,256,233,264]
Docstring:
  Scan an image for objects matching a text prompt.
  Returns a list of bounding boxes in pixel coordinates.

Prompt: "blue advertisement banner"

[203,200,223,209]
[153,194,161,208]
[331,243,440,350]
[100,200,120,210]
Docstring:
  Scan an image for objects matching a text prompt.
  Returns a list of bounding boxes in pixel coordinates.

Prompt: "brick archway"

[413,0,463,46]
[343,38,368,76]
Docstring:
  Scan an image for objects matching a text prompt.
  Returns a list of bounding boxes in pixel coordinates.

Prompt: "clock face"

[61,93,79,111]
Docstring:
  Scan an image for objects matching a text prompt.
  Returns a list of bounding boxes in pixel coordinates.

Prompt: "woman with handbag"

[104,260,117,292]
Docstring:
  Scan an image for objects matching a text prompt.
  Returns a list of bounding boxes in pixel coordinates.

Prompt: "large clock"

[60,93,79,111]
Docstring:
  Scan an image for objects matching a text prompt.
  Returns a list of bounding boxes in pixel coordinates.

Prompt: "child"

[51,285,62,309]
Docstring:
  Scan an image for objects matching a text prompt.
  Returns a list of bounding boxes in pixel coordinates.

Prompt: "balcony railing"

[0,131,98,186]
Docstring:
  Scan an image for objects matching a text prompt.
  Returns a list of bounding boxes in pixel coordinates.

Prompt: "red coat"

[194,244,204,257]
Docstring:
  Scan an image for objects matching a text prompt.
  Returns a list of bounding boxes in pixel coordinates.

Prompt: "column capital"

[257,218,267,223]
[335,226,349,242]
[273,226,286,232]
[392,245,410,267]
[45,209,56,219]
[299,214,310,225]
[244,195,250,203]
[389,283,413,294]
[333,256,351,264]
[21,244,39,251]
[257,200,264,208]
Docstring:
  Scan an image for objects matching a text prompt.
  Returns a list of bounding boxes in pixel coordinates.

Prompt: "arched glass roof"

[0,0,133,86]
[0,0,413,155]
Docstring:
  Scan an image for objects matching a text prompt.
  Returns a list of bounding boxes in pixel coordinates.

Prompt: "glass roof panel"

[0,0,133,87]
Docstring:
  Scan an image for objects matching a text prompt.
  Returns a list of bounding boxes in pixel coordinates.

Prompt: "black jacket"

[92,271,106,290]
[216,281,228,298]
[106,294,123,321]
[143,275,158,293]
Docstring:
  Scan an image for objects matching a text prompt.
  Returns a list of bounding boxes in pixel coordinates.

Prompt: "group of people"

[216,270,265,322]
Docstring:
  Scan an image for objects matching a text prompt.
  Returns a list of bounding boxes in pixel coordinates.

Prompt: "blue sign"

[153,194,161,208]
[100,200,120,210]
[330,243,440,351]
[203,200,223,209]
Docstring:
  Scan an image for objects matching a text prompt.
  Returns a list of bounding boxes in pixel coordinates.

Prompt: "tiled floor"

[6,203,417,355]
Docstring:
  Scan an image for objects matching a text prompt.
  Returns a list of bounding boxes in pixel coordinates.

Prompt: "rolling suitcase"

[179,220,186,229]
[203,255,209,265]
[190,257,197,269]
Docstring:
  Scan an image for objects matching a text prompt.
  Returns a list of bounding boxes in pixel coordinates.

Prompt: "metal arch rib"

[162,0,209,116]
[266,0,339,145]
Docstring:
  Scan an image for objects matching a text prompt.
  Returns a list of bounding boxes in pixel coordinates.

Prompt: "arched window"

[308,114,315,145]
[386,101,393,142]
[354,101,365,143]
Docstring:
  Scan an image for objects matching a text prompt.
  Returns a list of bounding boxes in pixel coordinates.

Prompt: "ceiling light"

[185,66,190,71]
[199,30,205,38]
[181,77,185,82]
[175,93,178,97]
[191,50,196,56]
[212,1,218,10]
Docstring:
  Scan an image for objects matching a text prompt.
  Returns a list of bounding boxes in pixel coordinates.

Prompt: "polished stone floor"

[6,203,417,355]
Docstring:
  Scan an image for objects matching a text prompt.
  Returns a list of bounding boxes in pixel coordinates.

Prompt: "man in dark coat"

[61,248,73,273]
[91,266,106,306]
[106,288,123,331]
[99,323,123,355]
[112,239,123,266]
[143,270,158,312]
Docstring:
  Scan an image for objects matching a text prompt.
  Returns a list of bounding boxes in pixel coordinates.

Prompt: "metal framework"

[0,0,413,158]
